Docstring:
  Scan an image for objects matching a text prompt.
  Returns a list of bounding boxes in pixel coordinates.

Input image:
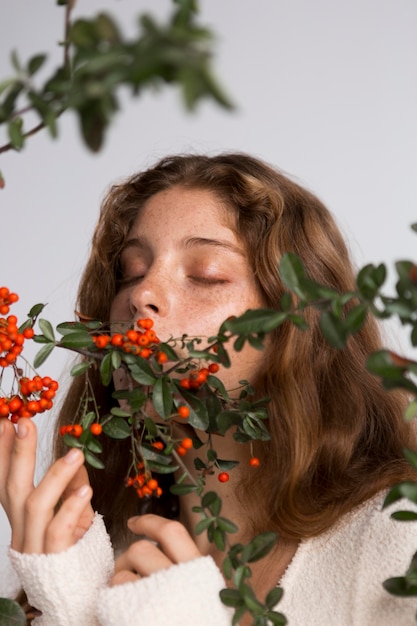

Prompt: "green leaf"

[152,376,173,419]
[100,352,113,386]
[84,448,105,469]
[70,361,91,377]
[404,447,417,471]
[8,117,24,150]
[102,417,130,439]
[216,517,239,534]
[345,303,367,334]
[265,586,284,609]
[0,597,26,625]
[223,309,287,336]
[404,401,417,422]
[383,481,417,508]
[60,331,95,348]
[391,511,417,522]
[39,318,55,341]
[128,358,157,385]
[383,576,417,597]
[194,516,215,534]
[33,342,55,368]
[219,588,245,608]
[319,311,347,349]
[241,532,278,563]
[27,53,47,75]
[170,483,198,495]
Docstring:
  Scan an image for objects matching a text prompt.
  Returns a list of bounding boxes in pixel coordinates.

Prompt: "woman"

[1,153,416,625]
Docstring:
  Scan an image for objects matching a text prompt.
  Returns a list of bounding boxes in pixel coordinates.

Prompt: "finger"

[2,420,38,550]
[44,483,93,553]
[110,570,140,587]
[115,539,173,577]
[20,447,85,554]
[5,419,37,509]
[127,515,201,563]
[0,419,19,508]
[61,465,94,536]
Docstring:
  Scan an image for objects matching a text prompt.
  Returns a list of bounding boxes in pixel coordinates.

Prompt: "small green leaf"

[319,311,347,349]
[219,588,245,608]
[39,318,55,341]
[241,531,278,563]
[194,516,215,534]
[8,117,24,150]
[33,342,55,368]
[391,511,417,522]
[128,358,157,385]
[84,448,105,469]
[383,481,417,508]
[170,483,198,495]
[102,417,130,439]
[28,53,47,75]
[265,586,284,609]
[152,376,173,419]
[60,331,94,348]
[100,352,113,386]
[0,597,26,625]
[216,516,238,534]
[383,576,417,597]
[70,361,91,377]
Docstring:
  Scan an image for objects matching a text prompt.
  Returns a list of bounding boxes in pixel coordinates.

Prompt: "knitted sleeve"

[8,513,114,626]
[96,555,233,626]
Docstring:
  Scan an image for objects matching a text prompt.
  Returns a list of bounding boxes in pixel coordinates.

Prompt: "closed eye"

[189,276,228,285]
[117,275,144,288]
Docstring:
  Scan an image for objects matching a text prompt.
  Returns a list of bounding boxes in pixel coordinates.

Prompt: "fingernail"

[76,485,90,498]
[64,448,82,464]
[17,422,28,439]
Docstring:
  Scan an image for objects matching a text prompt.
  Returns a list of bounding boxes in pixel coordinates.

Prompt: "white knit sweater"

[8,493,417,625]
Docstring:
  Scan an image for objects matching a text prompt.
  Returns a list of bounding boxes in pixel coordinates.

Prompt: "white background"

[1,0,416,594]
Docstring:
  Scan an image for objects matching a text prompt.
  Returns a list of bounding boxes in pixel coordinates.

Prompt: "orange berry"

[95,335,110,349]
[249,457,260,467]
[138,318,153,330]
[152,441,164,450]
[156,351,168,364]
[23,327,34,339]
[178,405,190,419]
[177,445,187,457]
[181,437,193,450]
[71,424,83,438]
[111,333,124,346]
[179,378,190,389]
[90,423,102,435]
[208,363,220,373]
[218,471,230,483]
[147,478,158,491]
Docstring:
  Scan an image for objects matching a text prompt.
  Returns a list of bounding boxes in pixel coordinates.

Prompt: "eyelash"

[118,275,227,287]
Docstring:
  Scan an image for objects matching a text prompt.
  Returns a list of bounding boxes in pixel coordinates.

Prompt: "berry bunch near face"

[92,317,159,359]
[0,288,58,422]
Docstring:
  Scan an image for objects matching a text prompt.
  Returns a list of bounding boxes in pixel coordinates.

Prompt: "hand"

[111,514,202,586]
[0,417,94,554]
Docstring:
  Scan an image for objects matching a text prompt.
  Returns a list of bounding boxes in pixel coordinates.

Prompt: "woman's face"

[110,185,266,392]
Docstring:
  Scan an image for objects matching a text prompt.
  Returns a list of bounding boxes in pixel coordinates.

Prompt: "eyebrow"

[120,236,245,256]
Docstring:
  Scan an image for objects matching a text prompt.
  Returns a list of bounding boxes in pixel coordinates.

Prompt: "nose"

[128,266,172,320]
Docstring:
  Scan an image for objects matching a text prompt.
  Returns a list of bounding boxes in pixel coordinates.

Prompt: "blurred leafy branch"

[0,0,232,186]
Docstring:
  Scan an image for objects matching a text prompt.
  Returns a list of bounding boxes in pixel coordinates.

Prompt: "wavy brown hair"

[54,152,416,547]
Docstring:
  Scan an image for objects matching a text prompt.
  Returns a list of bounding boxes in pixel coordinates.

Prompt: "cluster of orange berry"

[59,422,102,438]
[125,463,163,499]
[0,287,19,315]
[92,318,161,359]
[0,288,58,422]
[0,376,59,422]
[0,314,34,368]
[179,362,220,390]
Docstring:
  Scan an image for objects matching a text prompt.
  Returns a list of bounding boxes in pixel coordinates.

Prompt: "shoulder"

[279,491,417,625]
